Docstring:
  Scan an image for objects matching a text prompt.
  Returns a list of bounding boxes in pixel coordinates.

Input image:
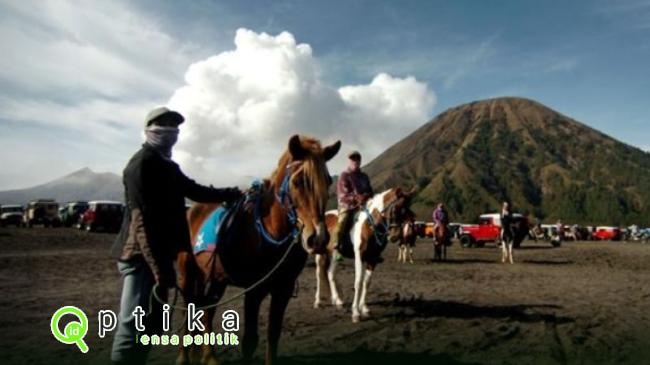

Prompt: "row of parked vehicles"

[413,213,647,248]
[0,199,124,233]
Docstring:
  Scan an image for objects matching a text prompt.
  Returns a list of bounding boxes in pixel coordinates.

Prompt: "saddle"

[337,211,387,265]
[193,202,242,254]
[192,180,265,255]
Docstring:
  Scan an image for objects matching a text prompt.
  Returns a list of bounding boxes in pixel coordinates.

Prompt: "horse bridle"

[253,164,301,246]
[364,197,402,245]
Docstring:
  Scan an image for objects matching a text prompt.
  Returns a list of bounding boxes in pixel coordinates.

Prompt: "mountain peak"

[0,167,123,205]
[364,98,650,225]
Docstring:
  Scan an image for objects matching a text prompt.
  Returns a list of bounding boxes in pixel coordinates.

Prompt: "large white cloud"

[169,29,436,186]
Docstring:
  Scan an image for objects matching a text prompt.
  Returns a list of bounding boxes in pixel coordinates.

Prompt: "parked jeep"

[24,199,61,227]
[59,201,89,227]
[1,204,24,227]
[458,213,534,247]
[592,226,622,241]
[77,201,124,233]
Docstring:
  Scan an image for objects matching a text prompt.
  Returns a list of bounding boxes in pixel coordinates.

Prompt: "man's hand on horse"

[225,187,244,203]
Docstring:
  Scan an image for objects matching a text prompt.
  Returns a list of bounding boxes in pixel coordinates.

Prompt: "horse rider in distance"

[432,202,450,240]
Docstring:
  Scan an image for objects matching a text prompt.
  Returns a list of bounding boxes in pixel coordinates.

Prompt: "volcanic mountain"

[364,97,650,225]
[0,167,123,205]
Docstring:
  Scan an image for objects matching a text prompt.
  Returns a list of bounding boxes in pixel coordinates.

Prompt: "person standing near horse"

[500,201,516,263]
[110,107,243,365]
[331,151,374,261]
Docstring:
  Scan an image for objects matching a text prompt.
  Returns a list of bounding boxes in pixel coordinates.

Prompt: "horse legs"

[327,254,343,308]
[408,246,414,264]
[242,290,264,364]
[507,242,514,264]
[351,250,364,323]
[176,251,200,365]
[433,241,441,261]
[442,242,447,261]
[200,307,218,365]
[313,254,328,309]
[501,240,507,263]
[359,266,374,317]
[266,283,294,365]
[397,244,403,263]
[199,282,226,365]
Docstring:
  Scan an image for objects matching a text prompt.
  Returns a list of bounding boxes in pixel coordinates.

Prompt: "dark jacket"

[336,168,373,210]
[111,144,241,279]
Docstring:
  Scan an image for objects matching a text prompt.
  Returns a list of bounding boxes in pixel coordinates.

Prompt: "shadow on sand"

[371,298,574,325]
[520,259,573,265]
[230,350,479,365]
[429,258,498,264]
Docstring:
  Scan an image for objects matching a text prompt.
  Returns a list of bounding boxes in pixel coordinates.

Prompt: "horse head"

[273,135,340,254]
[367,187,415,243]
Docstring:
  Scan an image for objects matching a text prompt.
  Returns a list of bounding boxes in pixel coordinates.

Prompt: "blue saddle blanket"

[194,207,228,254]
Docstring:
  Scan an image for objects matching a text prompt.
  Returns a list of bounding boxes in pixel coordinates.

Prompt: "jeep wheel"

[460,235,474,248]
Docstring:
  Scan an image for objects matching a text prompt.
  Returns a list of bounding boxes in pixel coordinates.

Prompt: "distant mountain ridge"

[363,97,650,225]
[0,168,123,205]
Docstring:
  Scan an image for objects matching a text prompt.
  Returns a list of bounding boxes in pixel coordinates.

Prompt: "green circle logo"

[50,306,89,353]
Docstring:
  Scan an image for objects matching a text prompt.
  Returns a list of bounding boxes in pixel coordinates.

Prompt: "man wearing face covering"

[110,107,243,365]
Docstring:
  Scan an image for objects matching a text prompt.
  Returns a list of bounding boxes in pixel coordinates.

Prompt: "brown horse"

[397,210,416,264]
[176,135,340,365]
[433,224,450,261]
[313,188,412,322]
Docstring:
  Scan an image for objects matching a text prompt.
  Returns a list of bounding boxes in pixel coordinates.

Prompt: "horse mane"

[269,136,330,212]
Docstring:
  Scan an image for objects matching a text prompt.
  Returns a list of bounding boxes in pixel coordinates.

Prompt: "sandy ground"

[1,227,649,365]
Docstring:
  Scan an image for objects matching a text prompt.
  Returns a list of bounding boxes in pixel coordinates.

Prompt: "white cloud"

[168,29,436,186]
[0,1,193,98]
[0,0,201,188]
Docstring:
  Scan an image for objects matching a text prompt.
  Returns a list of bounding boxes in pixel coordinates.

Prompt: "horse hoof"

[361,309,370,317]
[352,314,360,323]
[313,301,321,309]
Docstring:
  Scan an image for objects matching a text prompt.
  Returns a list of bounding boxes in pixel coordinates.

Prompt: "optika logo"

[50,306,89,353]
[50,305,240,353]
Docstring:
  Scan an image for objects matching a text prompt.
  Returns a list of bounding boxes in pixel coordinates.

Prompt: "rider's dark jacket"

[337,167,373,210]
[111,143,241,280]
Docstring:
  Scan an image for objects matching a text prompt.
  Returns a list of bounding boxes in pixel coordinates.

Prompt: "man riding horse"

[331,151,374,261]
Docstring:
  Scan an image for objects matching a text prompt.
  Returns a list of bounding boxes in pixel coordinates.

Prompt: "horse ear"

[288,135,306,160]
[323,140,341,161]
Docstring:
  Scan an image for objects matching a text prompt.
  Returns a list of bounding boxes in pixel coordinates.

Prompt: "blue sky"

[1,0,649,189]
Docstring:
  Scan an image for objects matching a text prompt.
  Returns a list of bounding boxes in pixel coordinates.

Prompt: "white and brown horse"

[397,210,416,264]
[313,188,412,322]
[177,135,340,365]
